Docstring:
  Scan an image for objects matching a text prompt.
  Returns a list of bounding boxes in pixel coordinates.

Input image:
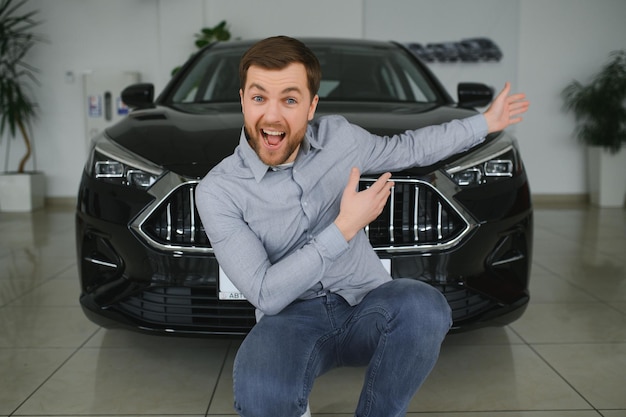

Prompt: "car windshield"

[170,43,439,104]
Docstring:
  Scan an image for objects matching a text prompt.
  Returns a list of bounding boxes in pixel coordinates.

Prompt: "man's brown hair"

[239,36,321,100]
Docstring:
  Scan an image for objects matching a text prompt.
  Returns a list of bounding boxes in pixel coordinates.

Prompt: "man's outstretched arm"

[483,82,529,133]
[335,82,529,242]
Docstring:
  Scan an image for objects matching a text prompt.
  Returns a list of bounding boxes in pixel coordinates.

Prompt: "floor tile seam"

[532,296,626,314]
[404,407,605,413]
[0,263,79,307]
[525,342,601,413]
[532,223,581,240]
[443,342,528,347]
[528,299,606,306]
[527,341,626,346]
[8,414,211,416]
[579,242,626,258]
[77,345,234,351]
[527,263,581,281]
[528,259,575,280]
[1,304,85,312]
[527,292,625,310]
[508,310,626,346]
[501,323,608,406]
[529,298,626,316]
[205,339,235,416]
[0,346,88,352]
[506,322,530,346]
[605,302,626,316]
[8,327,102,416]
[0,277,50,308]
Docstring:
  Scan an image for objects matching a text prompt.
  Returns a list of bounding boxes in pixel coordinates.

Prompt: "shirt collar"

[238,124,324,183]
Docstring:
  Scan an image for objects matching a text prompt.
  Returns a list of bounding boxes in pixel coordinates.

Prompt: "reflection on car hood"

[105,101,479,178]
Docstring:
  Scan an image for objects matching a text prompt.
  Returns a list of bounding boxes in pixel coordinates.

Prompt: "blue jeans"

[233,278,452,417]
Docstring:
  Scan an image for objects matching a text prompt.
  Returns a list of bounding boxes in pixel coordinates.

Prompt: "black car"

[76,38,532,336]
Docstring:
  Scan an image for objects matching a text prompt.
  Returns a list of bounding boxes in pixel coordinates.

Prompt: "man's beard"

[245,125,305,167]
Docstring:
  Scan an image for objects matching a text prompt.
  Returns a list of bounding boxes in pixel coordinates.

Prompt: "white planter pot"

[0,172,46,212]
[587,147,626,208]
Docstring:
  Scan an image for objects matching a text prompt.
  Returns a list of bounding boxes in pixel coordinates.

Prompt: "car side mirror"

[121,83,155,109]
[457,82,493,108]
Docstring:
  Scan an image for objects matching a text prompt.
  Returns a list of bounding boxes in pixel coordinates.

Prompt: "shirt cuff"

[314,223,350,261]
[467,114,489,141]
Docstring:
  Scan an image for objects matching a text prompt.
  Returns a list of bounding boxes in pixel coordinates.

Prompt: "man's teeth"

[263,129,284,136]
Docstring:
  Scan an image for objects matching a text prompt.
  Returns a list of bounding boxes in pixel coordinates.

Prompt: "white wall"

[517,0,626,197]
[3,0,625,199]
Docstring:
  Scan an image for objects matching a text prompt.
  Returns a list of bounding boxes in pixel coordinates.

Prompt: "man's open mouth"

[262,129,286,148]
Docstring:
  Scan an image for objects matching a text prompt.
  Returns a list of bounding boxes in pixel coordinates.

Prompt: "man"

[196,35,529,417]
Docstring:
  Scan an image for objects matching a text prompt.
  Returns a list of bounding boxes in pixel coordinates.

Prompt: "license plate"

[380,258,391,274]
[218,259,392,301]
[218,267,247,300]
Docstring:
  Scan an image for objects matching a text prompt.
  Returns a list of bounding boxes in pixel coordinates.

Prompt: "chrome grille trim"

[131,174,212,254]
[413,186,419,242]
[189,187,196,244]
[166,202,172,241]
[132,173,473,254]
[359,177,472,252]
[389,184,395,243]
[437,201,443,240]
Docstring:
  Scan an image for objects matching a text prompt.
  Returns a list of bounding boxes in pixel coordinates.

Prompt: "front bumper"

[76,161,533,336]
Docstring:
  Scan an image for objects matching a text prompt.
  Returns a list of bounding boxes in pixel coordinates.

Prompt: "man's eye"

[286,98,297,105]
[253,96,264,103]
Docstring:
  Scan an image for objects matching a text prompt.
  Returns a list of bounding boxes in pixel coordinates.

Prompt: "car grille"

[113,281,494,334]
[139,179,468,252]
[116,286,256,335]
[360,178,468,249]
[141,182,211,249]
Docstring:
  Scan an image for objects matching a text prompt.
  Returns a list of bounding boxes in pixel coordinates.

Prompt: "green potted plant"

[561,50,626,207]
[0,0,44,211]
[171,20,232,76]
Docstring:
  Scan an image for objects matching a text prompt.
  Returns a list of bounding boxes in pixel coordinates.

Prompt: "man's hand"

[483,82,529,133]
[334,168,394,242]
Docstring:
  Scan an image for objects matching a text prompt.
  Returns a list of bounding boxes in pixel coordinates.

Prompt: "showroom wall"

[2,0,625,200]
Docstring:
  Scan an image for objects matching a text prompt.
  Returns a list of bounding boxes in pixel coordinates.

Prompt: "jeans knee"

[234,378,306,417]
[233,360,308,417]
[390,279,452,339]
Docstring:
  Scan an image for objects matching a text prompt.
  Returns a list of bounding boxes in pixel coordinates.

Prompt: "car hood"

[105,102,479,178]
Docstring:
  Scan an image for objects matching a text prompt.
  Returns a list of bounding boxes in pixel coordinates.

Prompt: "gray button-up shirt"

[195,114,487,318]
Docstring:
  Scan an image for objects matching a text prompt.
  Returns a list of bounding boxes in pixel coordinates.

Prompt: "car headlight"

[445,139,520,187]
[88,133,163,190]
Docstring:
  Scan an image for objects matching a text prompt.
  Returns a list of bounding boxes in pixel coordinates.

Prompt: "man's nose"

[264,99,282,122]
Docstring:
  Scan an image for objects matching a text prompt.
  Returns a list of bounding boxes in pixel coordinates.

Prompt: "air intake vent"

[115,286,255,334]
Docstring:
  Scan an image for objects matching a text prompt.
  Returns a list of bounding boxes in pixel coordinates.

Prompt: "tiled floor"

[1,205,625,417]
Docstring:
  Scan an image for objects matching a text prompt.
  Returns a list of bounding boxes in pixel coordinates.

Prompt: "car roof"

[210,37,399,51]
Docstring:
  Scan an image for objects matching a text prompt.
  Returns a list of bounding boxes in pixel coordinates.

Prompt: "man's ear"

[239,89,244,114]
[308,94,319,121]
